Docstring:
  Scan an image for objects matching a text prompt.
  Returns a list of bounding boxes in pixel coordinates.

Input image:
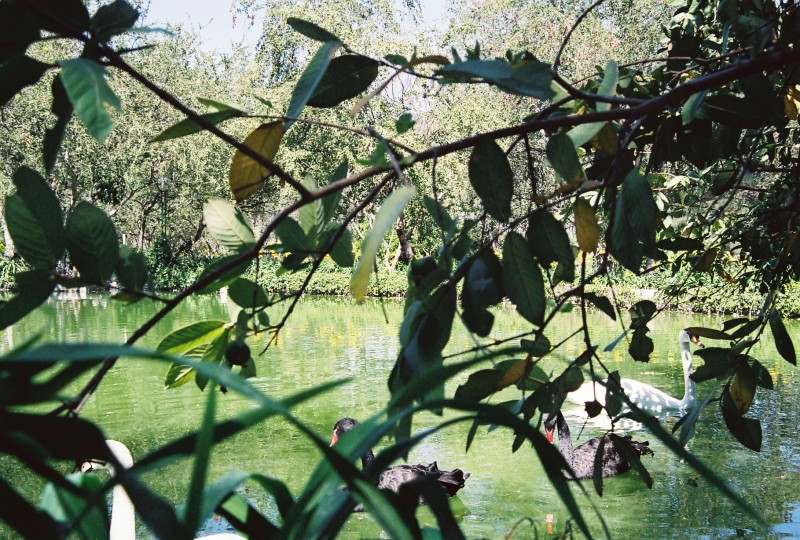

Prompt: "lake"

[1,293,798,538]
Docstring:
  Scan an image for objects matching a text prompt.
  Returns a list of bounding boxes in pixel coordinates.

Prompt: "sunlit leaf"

[468,138,513,222]
[157,321,227,356]
[151,110,243,142]
[730,366,756,414]
[574,198,599,253]
[502,232,544,326]
[595,60,618,113]
[285,41,341,128]
[229,122,284,201]
[351,186,415,302]
[203,198,255,253]
[58,58,120,142]
[286,17,340,42]
[784,85,800,120]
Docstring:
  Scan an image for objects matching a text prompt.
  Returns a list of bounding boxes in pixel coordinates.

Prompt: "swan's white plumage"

[567,329,702,413]
[85,440,244,540]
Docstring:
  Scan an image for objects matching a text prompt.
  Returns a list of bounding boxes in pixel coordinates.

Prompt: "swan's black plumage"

[329,418,469,499]
[544,411,653,479]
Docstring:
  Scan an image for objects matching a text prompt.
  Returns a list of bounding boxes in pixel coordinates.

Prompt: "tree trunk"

[395,214,415,265]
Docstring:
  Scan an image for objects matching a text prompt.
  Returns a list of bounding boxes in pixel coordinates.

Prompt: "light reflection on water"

[0,294,798,539]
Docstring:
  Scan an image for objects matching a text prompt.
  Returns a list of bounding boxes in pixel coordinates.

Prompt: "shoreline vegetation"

[14,255,799,318]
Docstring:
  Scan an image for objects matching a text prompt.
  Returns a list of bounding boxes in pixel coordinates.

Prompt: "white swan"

[567,329,704,413]
[80,440,244,540]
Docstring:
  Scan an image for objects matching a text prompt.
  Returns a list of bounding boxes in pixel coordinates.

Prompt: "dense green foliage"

[0,0,799,538]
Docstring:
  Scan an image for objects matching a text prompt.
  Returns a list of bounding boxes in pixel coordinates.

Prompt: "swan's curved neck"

[555,413,574,465]
[110,483,136,540]
[360,449,376,471]
[679,340,696,408]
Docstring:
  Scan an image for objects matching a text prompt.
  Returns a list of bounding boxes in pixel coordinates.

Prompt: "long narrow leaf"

[351,186,415,301]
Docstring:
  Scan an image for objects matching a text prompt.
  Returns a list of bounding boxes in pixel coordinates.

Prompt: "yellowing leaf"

[574,198,599,253]
[229,122,284,201]
[730,370,755,414]
[784,85,800,120]
[495,359,528,390]
[591,122,617,154]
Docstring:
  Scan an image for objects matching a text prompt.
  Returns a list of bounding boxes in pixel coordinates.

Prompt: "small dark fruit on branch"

[225,341,250,366]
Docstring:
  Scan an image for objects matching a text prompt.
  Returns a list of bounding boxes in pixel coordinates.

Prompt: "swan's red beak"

[690,334,705,348]
[329,431,339,447]
[545,426,554,444]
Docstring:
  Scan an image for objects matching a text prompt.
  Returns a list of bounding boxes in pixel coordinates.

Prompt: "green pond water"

[1,293,799,539]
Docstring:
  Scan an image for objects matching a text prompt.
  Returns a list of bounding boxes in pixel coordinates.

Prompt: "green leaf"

[228,278,269,309]
[321,161,347,224]
[326,227,354,268]
[58,58,120,142]
[285,40,341,129]
[351,186,415,302]
[0,56,50,108]
[151,109,243,142]
[439,58,554,100]
[629,329,654,362]
[656,236,705,251]
[468,138,513,222]
[90,0,139,41]
[5,195,57,271]
[691,347,740,382]
[286,17,340,42]
[0,2,39,63]
[681,89,709,125]
[203,198,255,253]
[595,60,618,113]
[581,292,616,320]
[115,245,148,292]
[423,196,453,231]
[396,112,415,134]
[546,133,582,183]
[502,231,545,326]
[44,76,73,173]
[768,310,796,365]
[40,473,108,539]
[721,390,762,451]
[0,271,56,330]
[307,55,379,108]
[65,202,120,284]
[157,321,227,356]
[32,0,90,33]
[461,257,503,337]
[567,121,605,148]
[195,256,251,295]
[12,166,64,261]
[275,217,311,252]
[609,169,657,273]
[526,210,574,281]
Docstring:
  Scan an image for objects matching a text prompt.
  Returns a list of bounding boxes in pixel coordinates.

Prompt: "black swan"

[544,411,653,479]
[329,418,469,499]
[568,329,704,413]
